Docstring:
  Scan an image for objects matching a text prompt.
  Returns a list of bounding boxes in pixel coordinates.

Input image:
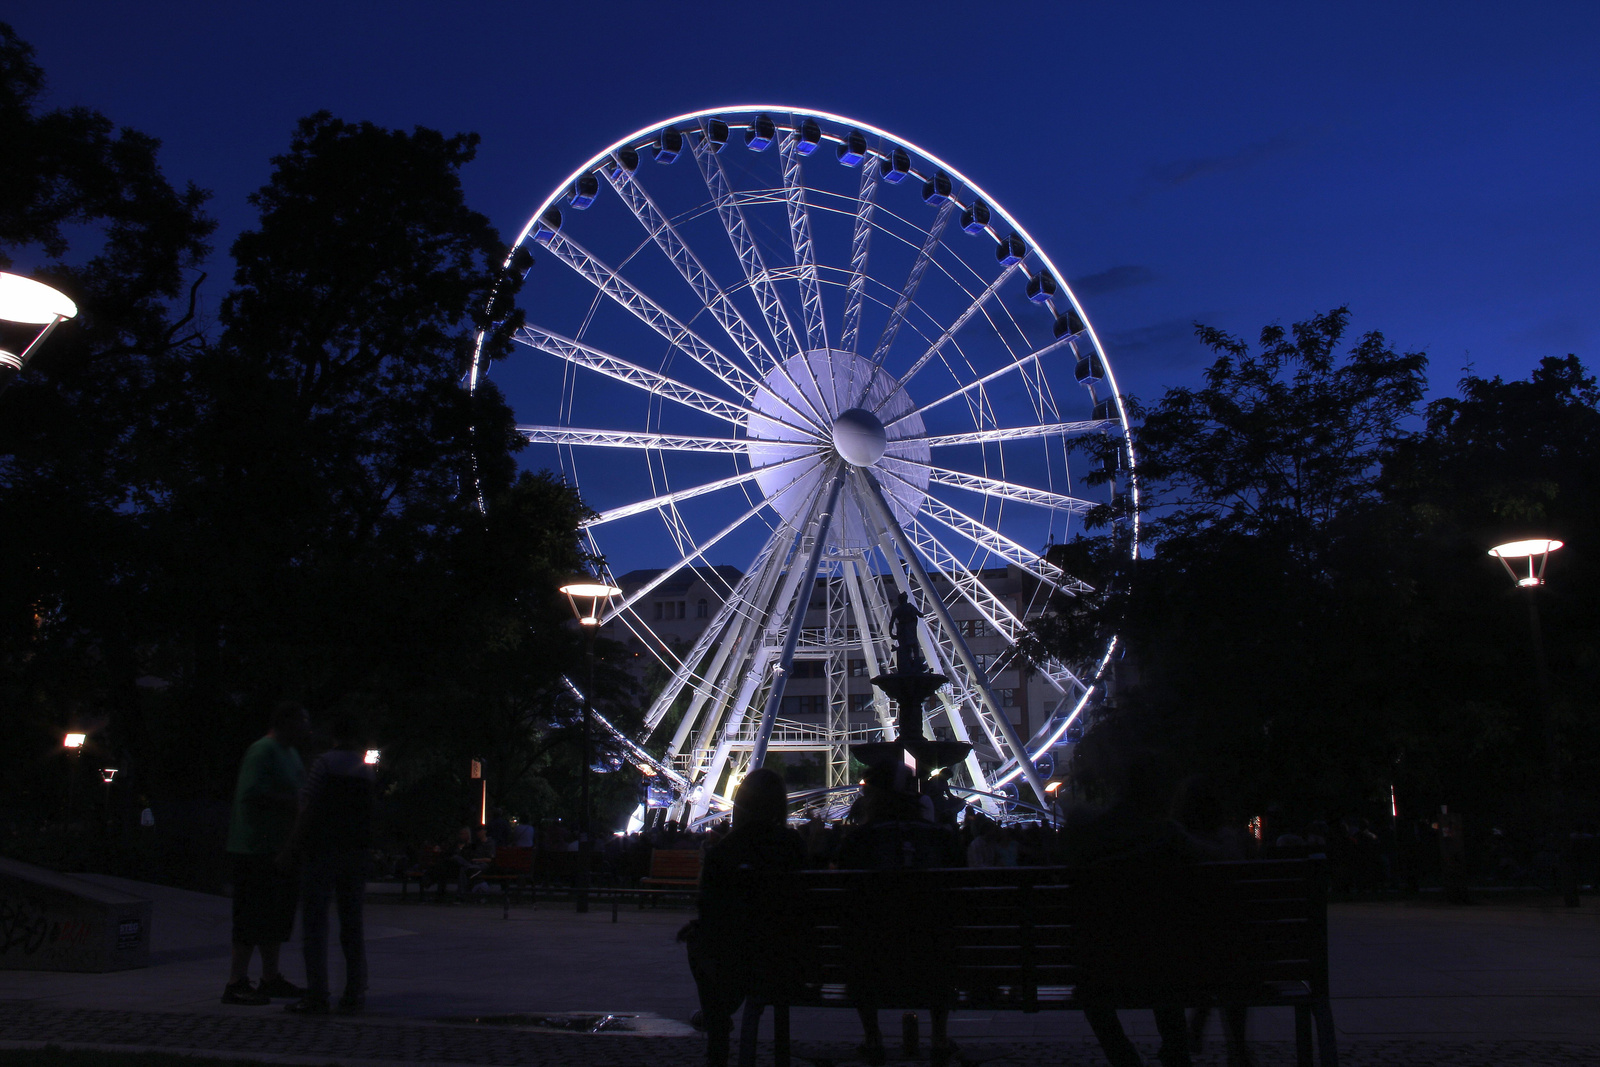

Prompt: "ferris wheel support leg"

[931,689,996,812]
[750,461,848,769]
[856,469,1053,807]
[663,536,789,759]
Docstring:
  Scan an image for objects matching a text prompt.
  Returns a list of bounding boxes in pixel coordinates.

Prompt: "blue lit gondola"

[654,126,683,164]
[837,129,868,166]
[1026,269,1057,303]
[996,233,1027,266]
[922,170,952,205]
[961,198,991,235]
[880,147,911,183]
[568,172,599,210]
[746,114,776,151]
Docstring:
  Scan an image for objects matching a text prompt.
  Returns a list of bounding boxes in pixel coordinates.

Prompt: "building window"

[782,694,826,716]
[996,688,1019,708]
[959,618,993,639]
[697,598,708,619]
[848,658,868,677]
[653,602,663,621]
[850,693,873,712]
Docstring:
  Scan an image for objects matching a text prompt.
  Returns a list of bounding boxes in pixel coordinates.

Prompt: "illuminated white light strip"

[583,452,814,527]
[873,261,1022,414]
[914,420,1111,448]
[519,426,750,453]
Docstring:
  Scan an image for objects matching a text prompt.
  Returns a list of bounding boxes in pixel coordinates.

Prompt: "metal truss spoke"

[780,132,828,353]
[903,512,1086,697]
[919,496,1091,596]
[690,125,830,421]
[542,230,821,430]
[517,325,753,429]
[873,260,1020,414]
[601,167,827,432]
[909,461,1099,514]
[605,463,819,623]
[583,452,815,527]
[884,331,1079,431]
[855,468,1052,804]
[561,676,688,789]
[520,426,750,453]
[866,199,957,375]
[914,420,1111,448]
[691,127,806,365]
[837,160,880,358]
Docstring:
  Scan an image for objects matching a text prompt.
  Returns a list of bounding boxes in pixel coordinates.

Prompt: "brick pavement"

[4,1005,1600,1066]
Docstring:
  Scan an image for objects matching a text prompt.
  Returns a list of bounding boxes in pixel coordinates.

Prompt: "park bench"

[398,845,443,898]
[731,857,1336,1067]
[637,847,702,904]
[479,845,534,917]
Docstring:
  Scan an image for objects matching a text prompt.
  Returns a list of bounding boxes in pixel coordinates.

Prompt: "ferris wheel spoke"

[603,463,822,623]
[912,419,1112,448]
[854,467,1052,803]
[780,131,829,353]
[837,159,880,359]
[883,330,1079,431]
[865,198,958,378]
[540,229,783,410]
[602,168,829,432]
[903,461,1098,513]
[691,127,805,364]
[873,260,1022,415]
[519,426,751,454]
[690,126,832,419]
[582,452,817,527]
[516,324,819,438]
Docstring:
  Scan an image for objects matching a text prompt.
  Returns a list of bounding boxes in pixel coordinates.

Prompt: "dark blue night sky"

[13,2,1598,417]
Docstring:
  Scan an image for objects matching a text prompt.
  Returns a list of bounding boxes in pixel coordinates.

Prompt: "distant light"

[1517,576,1540,588]
[364,749,381,765]
[579,615,599,627]
[63,733,86,749]
[639,765,656,777]
[1044,780,1063,794]
[100,768,118,784]
[0,272,78,325]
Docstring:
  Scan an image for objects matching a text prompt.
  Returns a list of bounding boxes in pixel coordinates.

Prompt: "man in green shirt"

[222,701,311,1006]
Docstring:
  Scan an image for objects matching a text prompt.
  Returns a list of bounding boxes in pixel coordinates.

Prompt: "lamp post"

[62,732,86,822]
[1488,537,1576,906]
[559,574,621,914]
[0,272,78,398]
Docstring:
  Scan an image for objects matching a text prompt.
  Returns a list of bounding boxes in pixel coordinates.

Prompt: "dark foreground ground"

[4,875,1600,1065]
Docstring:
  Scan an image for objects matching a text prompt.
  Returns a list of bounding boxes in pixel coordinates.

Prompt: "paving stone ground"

[4,874,1600,1065]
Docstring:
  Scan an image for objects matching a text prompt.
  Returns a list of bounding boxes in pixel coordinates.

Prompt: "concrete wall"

[0,857,151,972]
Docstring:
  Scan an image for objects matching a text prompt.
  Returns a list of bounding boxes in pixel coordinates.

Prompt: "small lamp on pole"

[558,573,621,914]
[0,272,78,398]
[1488,537,1574,906]
[62,732,86,822]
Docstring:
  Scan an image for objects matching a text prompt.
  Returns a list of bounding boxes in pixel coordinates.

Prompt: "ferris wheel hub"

[831,407,888,467]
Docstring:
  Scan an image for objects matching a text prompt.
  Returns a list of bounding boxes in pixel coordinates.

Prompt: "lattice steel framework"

[472,107,1136,822]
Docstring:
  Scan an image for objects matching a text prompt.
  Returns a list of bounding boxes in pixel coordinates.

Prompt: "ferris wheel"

[475,107,1135,820]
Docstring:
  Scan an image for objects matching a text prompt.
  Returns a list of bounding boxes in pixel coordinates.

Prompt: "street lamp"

[0,272,78,398]
[62,732,86,822]
[100,768,118,818]
[1488,537,1575,906]
[559,573,621,914]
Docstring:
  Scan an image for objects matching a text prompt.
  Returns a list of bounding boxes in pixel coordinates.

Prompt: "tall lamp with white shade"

[0,272,78,397]
[558,574,621,914]
[1488,537,1576,906]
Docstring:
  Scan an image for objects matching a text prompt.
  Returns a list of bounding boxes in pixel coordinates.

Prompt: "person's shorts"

[231,853,298,945]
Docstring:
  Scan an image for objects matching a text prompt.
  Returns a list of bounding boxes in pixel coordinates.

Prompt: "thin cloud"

[1071,265,1156,297]
[1149,130,1304,188]
[1105,318,1196,363]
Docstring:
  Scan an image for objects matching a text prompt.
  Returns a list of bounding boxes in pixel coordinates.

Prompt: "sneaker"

[284,996,329,1015]
[257,974,307,998]
[221,979,270,1006]
[336,991,365,1014]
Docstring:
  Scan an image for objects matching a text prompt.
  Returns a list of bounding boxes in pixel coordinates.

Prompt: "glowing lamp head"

[363,749,381,765]
[0,272,78,325]
[831,407,888,467]
[560,575,622,627]
[100,768,118,784]
[63,732,86,749]
[1489,537,1563,588]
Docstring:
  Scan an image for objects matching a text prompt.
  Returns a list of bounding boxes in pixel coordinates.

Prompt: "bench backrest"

[486,846,533,875]
[742,859,1326,1003]
[648,848,704,881]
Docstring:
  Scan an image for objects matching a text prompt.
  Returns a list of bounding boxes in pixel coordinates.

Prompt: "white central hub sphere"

[832,407,888,466]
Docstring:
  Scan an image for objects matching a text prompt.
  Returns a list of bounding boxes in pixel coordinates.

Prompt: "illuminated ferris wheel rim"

[477,104,1139,808]
[471,105,1133,437]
